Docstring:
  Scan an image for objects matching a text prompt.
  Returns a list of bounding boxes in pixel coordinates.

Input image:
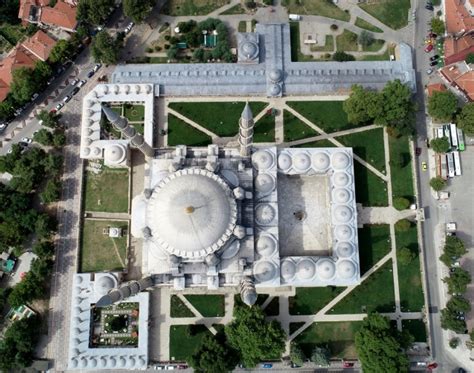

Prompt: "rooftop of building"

[445,0,474,34]
[40,0,77,30]
[426,83,447,96]
[21,30,57,61]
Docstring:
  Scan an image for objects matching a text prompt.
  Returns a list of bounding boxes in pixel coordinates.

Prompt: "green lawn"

[289,22,314,62]
[84,168,129,212]
[254,114,276,142]
[167,114,212,146]
[238,20,247,32]
[80,219,128,272]
[220,3,245,15]
[263,297,279,316]
[329,261,395,314]
[169,101,267,137]
[293,139,336,148]
[284,110,319,141]
[336,128,386,172]
[289,322,306,335]
[389,136,414,200]
[353,161,388,207]
[354,17,383,33]
[359,0,410,30]
[283,0,350,21]
[289,287,345,315]
[358,225,391,275]
[295,321,362,358]
[396,224,424,312]
[362,39,385,52]
[184,295,225,317]
[170,295,195,318]
[162,0,230,16]
[286,101,352,133]
[311,35,335,52]
[169,325,212,361]
[402,319,427,342]
[336,29,359,52]
[124,104,145,122]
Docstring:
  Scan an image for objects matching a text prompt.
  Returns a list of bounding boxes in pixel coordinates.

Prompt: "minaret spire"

[238,102,254,157]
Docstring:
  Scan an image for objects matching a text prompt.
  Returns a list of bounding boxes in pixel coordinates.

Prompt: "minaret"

[239,276,257,306]
[101,105,154,157]
[238,102,254,157]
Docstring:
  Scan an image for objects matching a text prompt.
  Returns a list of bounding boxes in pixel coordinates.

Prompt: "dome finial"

[185,206,195,214]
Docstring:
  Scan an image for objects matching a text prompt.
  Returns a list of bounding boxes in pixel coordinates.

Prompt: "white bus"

[453,151,462,176]
[436,127,444,138]
[449,123,458,148]
[446,152,455,178]
[443,125,452,145]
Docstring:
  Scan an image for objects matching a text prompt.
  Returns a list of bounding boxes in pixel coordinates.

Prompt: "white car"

[21,137,32,144]
[426,68,433,75]
[56,102,64,111]
[71,78,79,85]
[93,63,102,72]
[77,79,87,87]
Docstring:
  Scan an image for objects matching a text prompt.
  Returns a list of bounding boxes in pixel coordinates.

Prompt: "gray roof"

[112,23,416,96]
[241,102,253,121]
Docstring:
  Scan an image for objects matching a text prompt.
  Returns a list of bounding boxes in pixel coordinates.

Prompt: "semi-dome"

[104,144,127,164]
[91,147,101,156]
[317,259,336,280]
[256,234,278,257]
[337,260,356,279]
[332,151,351,169]
[332,188,352,204]
[99,357,107,368]
[89,358,97,368]
[278,152,292,171]
[240,41,259,59]
[336,242,354,258]
[147,169,237,259]
[255,173,275,195]
[108,357,116,368]
[333,205,353,223]
[269,68,283,83]
[255,203,276,225]
[79,358,87,368]
[252,150,274,170]
[335,224,354,241]
[312,151,330,171]
[269,84,281,96]
[70,359,78,368]
[82,147,91,156]
[296,259,316,280]
[254,260,277,282]
[94,274,116,296]
[293,152,311,172]
[332,172,351,187]
[280,259,296,280]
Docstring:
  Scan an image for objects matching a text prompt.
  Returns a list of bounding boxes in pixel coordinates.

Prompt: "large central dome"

[147,169,237,258]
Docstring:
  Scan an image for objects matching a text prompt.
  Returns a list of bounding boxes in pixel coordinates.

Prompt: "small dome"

[83,138,92,146]
[71,348,80,357]
[89,358,97,368]
[255,173,276,195]
[252,150,274,170]
[91,147,101,156]
[138,356,147,367]
[256,234,278,257]
[79,358,87,368]
[280,259,296,280]
[99,357,107,368]
[332,188,352,204]
[332,172,351,187]
[293,152,311,172]
[135,85,141,93]
[76,276,83,284]
[269,84,281,96]
[255,204,276,225]
[73,328,82,336]
[333,205,353,223]
[269,69,283,83]
[332,151,351,169]
[95,275,116,295]
[221,240,240,259]
[128,356,136,368]
[254,260,277,282]
[335,225,354,241]
[113,84,120,94]
[145,85,152,94]
[104,144,126,164]
[317,259,336,280]
[74,306,83,315]
[99,85,108,95]
[240,41,258,59]
[336,242,355,258]
[118,357,127,368]
[70,358,78,368]
[123,84,130,94]
[337,260,357,279]
[82,147,91,156]
[278,152,292,171]
[312,152,330,171]
[296,259,316,280]
[72,337,81,346]
[108,357,117,368]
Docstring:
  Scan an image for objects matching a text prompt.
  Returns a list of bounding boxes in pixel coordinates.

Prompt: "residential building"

[440,61,474,101]
[21,30,57,61]
[444,34,474,65]
[426,83,447,97]
[445,0,474,35]
[18,0,77,32]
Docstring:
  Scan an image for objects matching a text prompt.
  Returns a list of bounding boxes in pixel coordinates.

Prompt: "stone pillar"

[238,102,254,158]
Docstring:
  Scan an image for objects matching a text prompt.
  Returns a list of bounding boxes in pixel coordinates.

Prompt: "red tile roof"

[444,34,474,64]
[18,0,50,22]
[40,1,77,31]
[453,70,474,100]
[445,0,474,34]
[21,30,57,61]
[440,62,474,101]
[427,83,447,96]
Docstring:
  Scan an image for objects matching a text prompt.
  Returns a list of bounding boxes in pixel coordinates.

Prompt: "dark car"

[425,5,434,10]
[430,54,440,61]
[416,147,422,156]
[87,70,95,78]
[428,32,438,38]
[429,60,439,66]
[72,87,80,95]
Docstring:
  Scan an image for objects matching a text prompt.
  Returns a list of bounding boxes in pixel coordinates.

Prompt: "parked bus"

[453,151,462,176]
[457,128,465,151]
[449,123,458,148]
[446,152,455,178]
[443,125,452,145]
[437,127,444,139]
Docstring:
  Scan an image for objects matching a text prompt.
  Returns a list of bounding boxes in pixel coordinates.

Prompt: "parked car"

[343,361,355,368]
[71,78,79,86]
[427,362,438,370]
[0,123,7,133]
[72,87,80,95]
[87,70,95,78]
[429,60,439,66]
[62,95,72,103]
[93,63,102,72]
[55,103,64,111]
[428,32,438,38]
[422,161,427,171]
[77,79,87,87]
[424,44,434,52]
[416,147,422,156]
[21,137,32,144]
[261,363,273,368]
[18,141,29,147]
[430,54,440,61]
[425,5,434,10]
[426,68,433,75]
[31,92,39,101]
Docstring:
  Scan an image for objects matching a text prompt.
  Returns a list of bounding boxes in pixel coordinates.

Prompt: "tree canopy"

[310,346,330,366]
[225,305,286,367]
[430,137,451,153]
[188,334,238,373]
[465,53,474,64]
[123,0,155,23]
[456,102,474,135]
[443,267,471,295]
[441,307,466,334]
[37,109,62,128]
[439,236,467,267]
[427,91,458,121]
[290,342,305,365]
[429,176,446,191]
[333,51,355,62]
[91,30,122,64]
[397,247,416,265]
[77,0,114,25]
[49,39,74,64]
[358,30,374,47]
[430,18,445,35]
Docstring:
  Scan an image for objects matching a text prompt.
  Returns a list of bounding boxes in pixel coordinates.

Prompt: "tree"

[40,179,61,204]
[429,176,446,191]
[188,335,238,373]
[123,0,155,23]
[395,219,412,232]
[33,60,52,86]
[36,110,61,128]
[446,296,471,313]
[443,268,471,294]
[397,247,416,265]
[32,241,55,258]
[91,30,121,64]
[343,85,382,125]
[358,30,374,47]
[33,128,54,146]
[49,39,74,63]
[440,307,466,333]
[290,342,305,365]
[52,130,66,147]
[225,305,286,367]
[193,48,205,62]
[167,45,179,60]
[389,151,407,168]
[431,137,452,154]
[393,197,410,211]
[428,91,458,121]
[465,53,474,64]
[9,67,36,104]
[35,213,57,239]
[456,102,474,135]
[430,18,445,35]
[0,0,21,24]
[310,346,330,366]
[449,337,459,348]
[77,0,114,26]
[355,313,411,373]
[332,51,355,62]
[439,236,467,267]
